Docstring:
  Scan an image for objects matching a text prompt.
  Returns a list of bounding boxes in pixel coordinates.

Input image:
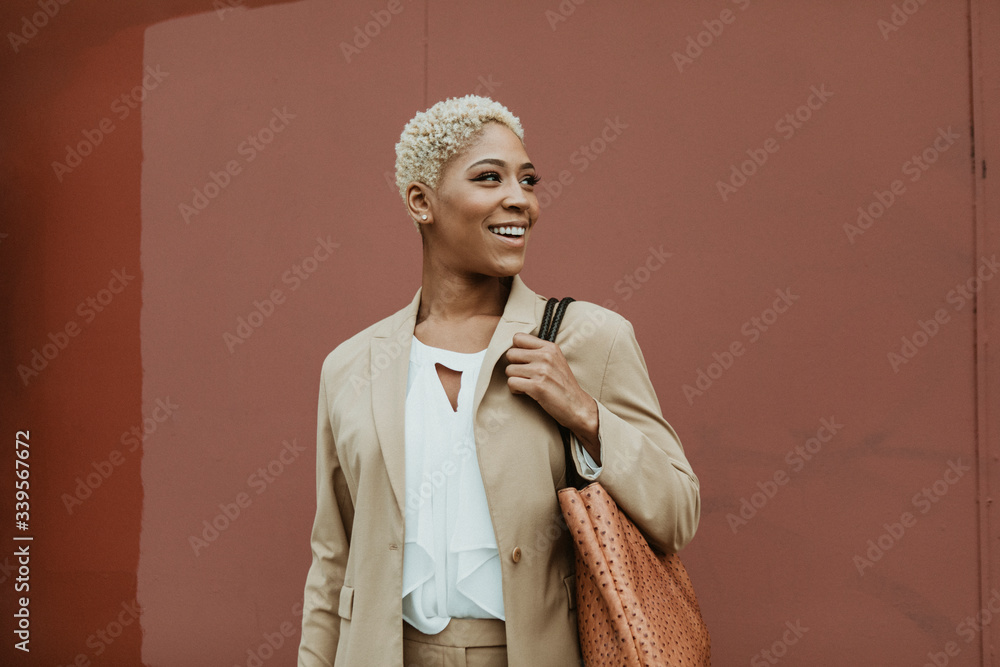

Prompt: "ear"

[405,181,434,224]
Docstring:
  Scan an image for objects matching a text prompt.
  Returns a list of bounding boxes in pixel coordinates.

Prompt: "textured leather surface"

[558,483,711,666]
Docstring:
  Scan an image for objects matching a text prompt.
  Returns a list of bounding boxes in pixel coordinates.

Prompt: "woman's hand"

[504,332,601,463]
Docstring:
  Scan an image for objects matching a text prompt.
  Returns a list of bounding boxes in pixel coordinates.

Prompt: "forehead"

[454,122,529,166]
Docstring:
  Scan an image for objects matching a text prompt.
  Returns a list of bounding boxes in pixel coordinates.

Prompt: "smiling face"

[409,121,540,279]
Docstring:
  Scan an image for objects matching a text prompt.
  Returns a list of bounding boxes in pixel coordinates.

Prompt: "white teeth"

[490,226,525,237]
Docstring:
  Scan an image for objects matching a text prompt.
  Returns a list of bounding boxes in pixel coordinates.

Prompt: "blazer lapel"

[369,274,543,516]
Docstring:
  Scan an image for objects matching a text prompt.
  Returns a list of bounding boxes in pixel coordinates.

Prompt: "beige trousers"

[403,618,508,667]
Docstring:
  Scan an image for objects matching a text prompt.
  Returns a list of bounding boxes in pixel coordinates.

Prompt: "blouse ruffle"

[402,336,504,634]
[401,333,603,634]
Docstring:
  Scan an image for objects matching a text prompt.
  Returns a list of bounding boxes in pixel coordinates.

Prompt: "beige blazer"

[297,273,700,666]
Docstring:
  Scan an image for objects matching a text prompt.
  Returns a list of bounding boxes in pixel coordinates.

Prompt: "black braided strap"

[538,296,583,490]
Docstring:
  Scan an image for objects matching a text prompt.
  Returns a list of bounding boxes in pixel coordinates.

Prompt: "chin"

[487,261,524,279]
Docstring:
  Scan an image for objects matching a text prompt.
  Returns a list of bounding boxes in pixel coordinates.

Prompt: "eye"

[472,171,502,182]
[471,171,541,187]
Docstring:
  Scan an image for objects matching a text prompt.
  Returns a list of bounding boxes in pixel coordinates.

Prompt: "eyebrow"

[466,158,535,171]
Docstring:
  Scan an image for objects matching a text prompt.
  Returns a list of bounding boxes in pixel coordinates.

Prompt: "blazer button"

[511,547,522,563]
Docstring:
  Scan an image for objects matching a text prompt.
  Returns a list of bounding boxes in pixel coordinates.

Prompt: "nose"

[502,181,531,211]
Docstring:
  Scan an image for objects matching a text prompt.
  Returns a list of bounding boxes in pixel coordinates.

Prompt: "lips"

[487,221,528,238]
[489,226,525,238]
[487,224,526,247]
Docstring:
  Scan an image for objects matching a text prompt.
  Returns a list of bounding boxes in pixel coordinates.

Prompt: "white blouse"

[402,334,602,634]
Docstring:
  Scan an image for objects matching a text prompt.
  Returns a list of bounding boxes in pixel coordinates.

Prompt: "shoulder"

[551,297,633,350]
[540,296,642,379]
[544,297,641,395]
[318,301,412,382]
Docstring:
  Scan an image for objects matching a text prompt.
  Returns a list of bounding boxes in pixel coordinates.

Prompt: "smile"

[488,225,526,238]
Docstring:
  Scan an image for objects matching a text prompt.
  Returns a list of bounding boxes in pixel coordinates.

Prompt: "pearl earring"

[421,214,427,220]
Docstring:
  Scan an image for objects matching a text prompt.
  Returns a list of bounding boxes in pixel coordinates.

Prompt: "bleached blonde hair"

[394,95,525,230]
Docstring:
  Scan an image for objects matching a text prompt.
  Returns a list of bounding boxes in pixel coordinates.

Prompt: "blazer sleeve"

[570,316,701,555]
[298,363,355,667]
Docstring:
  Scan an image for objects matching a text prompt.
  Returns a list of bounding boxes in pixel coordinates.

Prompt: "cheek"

[525,194,540,219]
[454,194,500,222]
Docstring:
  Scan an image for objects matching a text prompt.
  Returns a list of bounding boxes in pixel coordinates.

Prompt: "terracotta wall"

[1,1,997,665]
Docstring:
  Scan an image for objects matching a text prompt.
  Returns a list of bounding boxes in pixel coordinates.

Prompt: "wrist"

[572,395,601,463]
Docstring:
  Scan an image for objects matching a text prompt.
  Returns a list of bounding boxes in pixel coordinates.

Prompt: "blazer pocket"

[563,573,576,610]
[338,585,354,620]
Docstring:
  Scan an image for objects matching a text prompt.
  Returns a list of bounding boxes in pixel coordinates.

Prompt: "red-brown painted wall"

[1,1,997,665]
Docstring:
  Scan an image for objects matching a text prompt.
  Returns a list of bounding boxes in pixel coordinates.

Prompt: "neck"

[416,269,513,325]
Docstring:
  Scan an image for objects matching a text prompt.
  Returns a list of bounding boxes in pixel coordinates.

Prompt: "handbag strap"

[538,296,584,490]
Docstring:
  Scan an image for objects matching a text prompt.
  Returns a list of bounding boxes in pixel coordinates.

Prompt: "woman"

[297,95,701,666]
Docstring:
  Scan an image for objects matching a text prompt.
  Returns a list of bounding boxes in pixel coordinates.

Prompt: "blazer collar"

[369,273,544,516]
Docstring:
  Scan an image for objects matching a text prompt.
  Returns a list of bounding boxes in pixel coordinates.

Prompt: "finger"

[504,345,539,364]
[504,358,535,380]
[506,376,529,395]
[511,332,547,349]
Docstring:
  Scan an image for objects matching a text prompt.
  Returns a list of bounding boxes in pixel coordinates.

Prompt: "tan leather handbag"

[539,296,712,667]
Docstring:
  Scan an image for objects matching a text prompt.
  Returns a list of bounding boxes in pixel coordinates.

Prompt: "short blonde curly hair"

[394,95,525,230]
